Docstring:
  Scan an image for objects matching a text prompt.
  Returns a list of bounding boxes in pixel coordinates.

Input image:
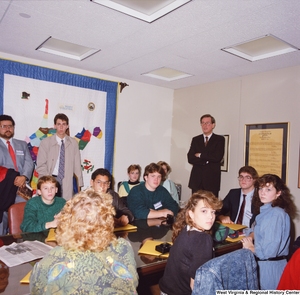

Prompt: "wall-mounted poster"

[0,58,118,191]
[245,122,289,183]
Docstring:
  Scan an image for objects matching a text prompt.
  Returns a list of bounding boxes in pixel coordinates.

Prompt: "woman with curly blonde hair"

[30,189,139,295]
[159,190,222,295]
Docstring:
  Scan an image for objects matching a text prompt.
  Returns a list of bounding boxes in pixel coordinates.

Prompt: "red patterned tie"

[7,140,18,171]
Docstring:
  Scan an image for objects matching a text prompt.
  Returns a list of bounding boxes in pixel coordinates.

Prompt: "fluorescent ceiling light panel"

[36,37,100,61]
[222,34,299,62]
[91,0,191,22]
[142,67,192,81]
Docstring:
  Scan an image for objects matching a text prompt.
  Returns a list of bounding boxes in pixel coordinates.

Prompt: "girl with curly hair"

[30,189,138,294]
[159,190,222,295]
[242,174,297,290]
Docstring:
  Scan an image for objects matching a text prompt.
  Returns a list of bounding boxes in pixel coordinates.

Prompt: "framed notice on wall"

[221,135,229,172]
[245,122,289,183]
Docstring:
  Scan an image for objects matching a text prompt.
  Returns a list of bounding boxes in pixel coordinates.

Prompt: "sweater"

[30,238,138,295]
[127,182,179,219]
[277,248,300,290]
[118,181,140,197]
[159,227,214,295]
[21,196,66,232]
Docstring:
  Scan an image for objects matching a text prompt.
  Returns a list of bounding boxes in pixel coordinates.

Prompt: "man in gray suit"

[0,114,34,234]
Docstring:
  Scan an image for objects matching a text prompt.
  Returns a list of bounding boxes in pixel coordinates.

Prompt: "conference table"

[0,219,242,295]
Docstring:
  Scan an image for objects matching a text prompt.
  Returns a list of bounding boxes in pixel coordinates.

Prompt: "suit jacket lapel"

[0,139,8,151]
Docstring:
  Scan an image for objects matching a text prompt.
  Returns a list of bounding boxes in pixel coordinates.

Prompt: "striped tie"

[57,140,65,185]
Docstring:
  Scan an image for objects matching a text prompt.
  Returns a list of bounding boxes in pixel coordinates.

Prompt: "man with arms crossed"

[36,113,83,200]
[218,166,258,227]
[127,163,179,219]
[187,114,225,197]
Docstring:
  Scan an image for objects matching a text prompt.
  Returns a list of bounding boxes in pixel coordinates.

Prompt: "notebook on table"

[20,270,31,284]
[218,222,247,231]
[114,224,137,232]
[138,240,173,258]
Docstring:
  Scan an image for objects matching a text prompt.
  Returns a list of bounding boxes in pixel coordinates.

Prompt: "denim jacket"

[192,249,258,295]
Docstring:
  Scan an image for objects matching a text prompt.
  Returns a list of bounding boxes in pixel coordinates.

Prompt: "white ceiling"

[1,0,300,90]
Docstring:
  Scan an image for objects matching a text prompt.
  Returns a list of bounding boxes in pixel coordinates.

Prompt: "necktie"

[57,140,65,185]
[237,194,246,225]
[7,141,18,171]
[205,136,209,146]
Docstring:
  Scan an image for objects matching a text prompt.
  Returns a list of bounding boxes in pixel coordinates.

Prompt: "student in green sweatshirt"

[21,175,66,232]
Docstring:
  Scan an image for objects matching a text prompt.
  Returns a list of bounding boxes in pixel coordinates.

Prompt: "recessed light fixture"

[36,37,100,61]
[91,0,191,23]
[142,67,192,81]
[222,34,299,62]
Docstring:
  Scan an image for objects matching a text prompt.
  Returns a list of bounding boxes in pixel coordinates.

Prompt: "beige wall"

[114,78,174,184]
[172,65,300,237]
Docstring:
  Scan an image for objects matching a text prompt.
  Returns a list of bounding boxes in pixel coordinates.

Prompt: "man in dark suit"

[0,114,34,234]
[187,114,224,197]
[218,166,258,227]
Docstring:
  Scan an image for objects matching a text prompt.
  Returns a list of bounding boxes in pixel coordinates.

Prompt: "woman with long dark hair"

[242,174,297,290]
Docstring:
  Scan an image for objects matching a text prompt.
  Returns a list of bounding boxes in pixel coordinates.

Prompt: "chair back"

[174,183,182,200]
[8,202,26,235]
[192,249,258,295]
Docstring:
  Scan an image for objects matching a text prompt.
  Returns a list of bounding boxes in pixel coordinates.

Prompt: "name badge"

[16,150,24,156]
[154,201,163,210]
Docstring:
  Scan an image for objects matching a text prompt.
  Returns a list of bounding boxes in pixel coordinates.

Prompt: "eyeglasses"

[238,175,253,181]
[0,125,14,130]
[201,122,212,126]
[95,180,110,186]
